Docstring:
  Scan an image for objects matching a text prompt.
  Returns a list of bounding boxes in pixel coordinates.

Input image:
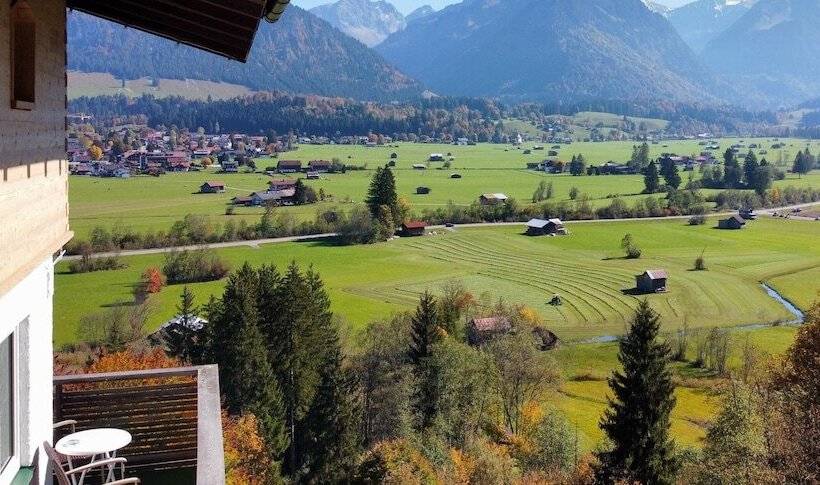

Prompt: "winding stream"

[578,283,805,344]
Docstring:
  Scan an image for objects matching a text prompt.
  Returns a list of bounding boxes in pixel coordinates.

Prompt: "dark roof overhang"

[66,0,290,62]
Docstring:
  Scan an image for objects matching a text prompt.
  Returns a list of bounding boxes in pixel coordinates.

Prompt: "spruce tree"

[596,300,677,485]
[660,158,681,189]
[408,291,441,429]
[164,286,199,362]
[299,325,361,482]
[260,262,330,475]
[409,291,440,365]
[643,161,660,193]
[366,165,400,221]
[743,150,759,189]
[205,264,288,461]
[724,149,742,188]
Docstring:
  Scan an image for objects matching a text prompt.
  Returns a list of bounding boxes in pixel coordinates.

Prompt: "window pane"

[0,334,13,471]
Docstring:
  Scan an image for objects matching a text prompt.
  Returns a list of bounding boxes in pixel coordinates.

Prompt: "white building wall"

[0,257,54,485]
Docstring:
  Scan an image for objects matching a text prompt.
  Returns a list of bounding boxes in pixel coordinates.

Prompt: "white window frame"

[0,325,21,484]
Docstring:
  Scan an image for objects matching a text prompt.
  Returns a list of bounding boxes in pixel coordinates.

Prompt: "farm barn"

[718,215,747,230]
[199,181,225,193]
[525,218,566,236]
[636,270,668,293]
[479,193,508,205]
[401,221,427,237]
[468,316,512,346]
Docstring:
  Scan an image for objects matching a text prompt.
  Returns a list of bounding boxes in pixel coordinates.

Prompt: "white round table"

[55,428,132,484]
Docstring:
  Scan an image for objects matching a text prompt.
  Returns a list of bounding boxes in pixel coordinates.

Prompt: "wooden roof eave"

[66,0,285,62]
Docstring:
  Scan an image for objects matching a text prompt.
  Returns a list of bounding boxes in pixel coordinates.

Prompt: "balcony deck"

[53,365,224,484]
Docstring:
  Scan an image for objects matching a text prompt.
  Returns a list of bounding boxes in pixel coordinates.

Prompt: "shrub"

[569,187,580,200]
[688,215,706,225]
[141,267,166,293]
[694,256,707,271]
[68,253,126,274]
[225,206,235,216]
[162,249,230,284]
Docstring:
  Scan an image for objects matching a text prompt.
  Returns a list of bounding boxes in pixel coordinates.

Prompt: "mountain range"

[66,0,820,109]
[310,0,406,46]
[668,0,755,52]
[377,0,718,103]
[700,0,820,107]
[67,6,421,101]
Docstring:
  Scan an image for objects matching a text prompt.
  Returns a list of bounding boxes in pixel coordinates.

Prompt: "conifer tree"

[299,325,361,481]
[205,264,288,462]
[366,165,400,222]
[660,158,681,189]
[596,300,677,485]
[743,150,759,189]
[643,161,660,193]
[409,291,440,365]
[724,148,742,188]
[408,291,441,430]
[164,286,200,362]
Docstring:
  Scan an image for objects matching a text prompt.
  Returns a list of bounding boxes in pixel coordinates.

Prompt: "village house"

[0,1,290,482]
[278,159,302,173]
[479,193,509,205]
[401,221,427,237]
[221,159,240,173]
[200,181,226,193]
[308,159,332,173]
[468,317,513,346]
[269,178,297,191]
[635,270,669,293]
[718,214,747,230]
[525,218,566,236]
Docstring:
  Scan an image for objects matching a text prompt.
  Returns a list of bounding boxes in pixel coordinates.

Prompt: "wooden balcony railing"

[53,365,224,484]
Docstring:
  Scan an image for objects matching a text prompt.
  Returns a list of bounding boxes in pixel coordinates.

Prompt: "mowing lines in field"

[412,235,642,327]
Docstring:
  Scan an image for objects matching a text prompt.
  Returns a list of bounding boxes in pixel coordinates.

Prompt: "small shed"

[525,218,566,236]
[636,270,668,293]
[450,173,462,179]
[401,221,427,237]
[429,153,445,161]
[468,316,512,346]
[718,215,746,230]
[200,181,225,193]
[416,186,431,195]
[479,193,508,206]
[739,208,757,220]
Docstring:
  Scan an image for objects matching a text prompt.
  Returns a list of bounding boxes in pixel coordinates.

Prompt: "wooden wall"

[0,0,72,297]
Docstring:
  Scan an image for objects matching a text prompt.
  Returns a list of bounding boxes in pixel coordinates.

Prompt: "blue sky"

[293,0,693,15]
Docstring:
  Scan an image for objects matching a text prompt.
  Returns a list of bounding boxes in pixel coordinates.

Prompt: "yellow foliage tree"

[356,439,439,484]
[223,412,278,485]
[88,145,103,160]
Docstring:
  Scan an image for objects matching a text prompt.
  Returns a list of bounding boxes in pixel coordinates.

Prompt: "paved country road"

[63,202,818,261]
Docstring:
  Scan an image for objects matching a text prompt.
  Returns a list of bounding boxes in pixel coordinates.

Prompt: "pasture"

[68,139,820,239]
[54,216,818,449]
[55,216,820,347]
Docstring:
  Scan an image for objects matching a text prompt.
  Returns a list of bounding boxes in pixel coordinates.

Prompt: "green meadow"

[68,139,820,239]
[55,216,819,347]
[54,215,818,449]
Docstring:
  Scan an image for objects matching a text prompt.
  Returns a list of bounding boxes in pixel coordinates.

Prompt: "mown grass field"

[68,139,820,239]
[54,216,817,449]
[55,216,819,347]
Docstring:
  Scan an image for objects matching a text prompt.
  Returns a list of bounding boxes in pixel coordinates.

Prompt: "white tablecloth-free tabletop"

[55,428,132,457]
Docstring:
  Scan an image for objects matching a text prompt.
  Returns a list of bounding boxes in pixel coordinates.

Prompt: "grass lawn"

[68,139,820,240]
